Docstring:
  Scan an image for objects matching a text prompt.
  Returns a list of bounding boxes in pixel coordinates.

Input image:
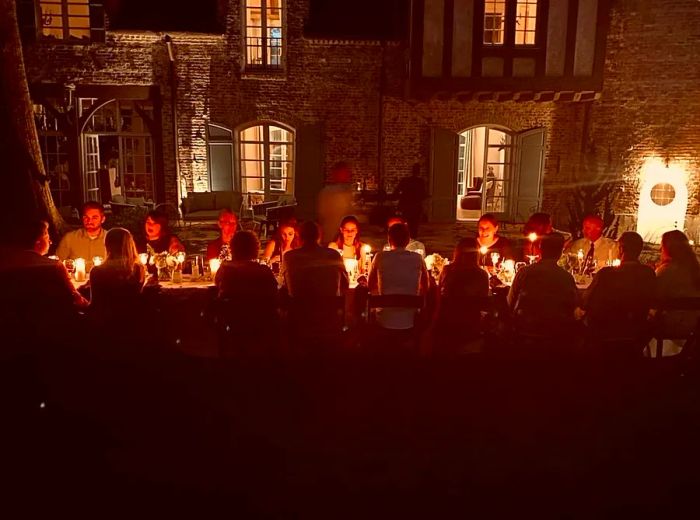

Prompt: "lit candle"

[577,249,584,261]
[362,244,372,255]
[92,256,103,267]
[74,258,86,282]
[490,252,500,267]
[503,259,515,273]
[139,253,149,265]
[479,246,488,255]
[612,259,621,267]
[176,251,186,264]
[209,258,221,276]
[528,232,537,243]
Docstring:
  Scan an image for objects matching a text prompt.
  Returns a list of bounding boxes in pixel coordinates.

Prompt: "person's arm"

[59,263,88,308]
[367,253,380,294]
[418,259,429,296]
[263,239,276,261]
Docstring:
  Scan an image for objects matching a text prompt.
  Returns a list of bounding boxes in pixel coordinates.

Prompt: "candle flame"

[528,232,537,242]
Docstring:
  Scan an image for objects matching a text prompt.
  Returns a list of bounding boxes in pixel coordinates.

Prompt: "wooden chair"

[651,297,700,363]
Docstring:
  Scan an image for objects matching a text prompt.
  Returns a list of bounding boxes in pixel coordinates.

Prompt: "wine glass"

[515,261,527,273]
[63,258,75,276]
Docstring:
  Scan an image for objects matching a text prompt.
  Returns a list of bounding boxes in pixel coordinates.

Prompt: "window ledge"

[241,68,287,81]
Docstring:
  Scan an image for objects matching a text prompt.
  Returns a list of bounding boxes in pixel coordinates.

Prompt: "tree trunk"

[0,0,66,236]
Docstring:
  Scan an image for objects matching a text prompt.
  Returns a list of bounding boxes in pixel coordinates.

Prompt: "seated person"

[434,237,490,350]
[56,201,107,268]
[328,215,369,273]
[383,216,426,257]
[368,222,429,331]
[566,214,619,271]
[140,209,185,255]
[579,231,656,345]
[207,209,238,261]
[0,220,87,346]
[215,231,279,354]
[653,230,700,357]
[520,212,553,261]
[508,233,577,338]
[89,227,145,317]
[476,213,512,266]
[262,218,300,265]
[282,221,348,300]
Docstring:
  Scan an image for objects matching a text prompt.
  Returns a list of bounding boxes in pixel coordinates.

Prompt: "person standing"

[394,163,427,240]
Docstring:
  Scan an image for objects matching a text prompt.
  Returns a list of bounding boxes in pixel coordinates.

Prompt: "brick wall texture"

[22,0,700,231]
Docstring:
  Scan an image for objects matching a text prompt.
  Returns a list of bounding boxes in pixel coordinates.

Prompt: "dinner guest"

[476,213,512,266]
[328,215,369,273]
[262,218,300,264]
[282,221,348,300]
[520,212,553,261]
[56,201,107,264]
[215,231,279,355]
[368,222,429,333]
[1,220,87,346]
[207,208,238,261]
[579,231,656,350]
[141,209,184,255]
[383,216,426,257]
[566,214,618,271]
[89,227,145,317]
[508,232,577,339]
[653,230,700,357]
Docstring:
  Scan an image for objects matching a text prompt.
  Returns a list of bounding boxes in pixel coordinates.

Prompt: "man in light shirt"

[566,214,618,270]
[56,201,107,262]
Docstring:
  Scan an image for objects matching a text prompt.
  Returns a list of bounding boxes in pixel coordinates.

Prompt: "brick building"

[19,0,700,241]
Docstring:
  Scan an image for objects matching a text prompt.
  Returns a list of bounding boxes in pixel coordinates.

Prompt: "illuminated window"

[239,123,294,200]
[38,0,90,41]
[245,0,284,69]
[515,0,537,45]
[483,1,505,45]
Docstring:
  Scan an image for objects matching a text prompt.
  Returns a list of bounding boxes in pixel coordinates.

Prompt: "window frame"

[243,0,286,71]
[36,0,93,42]
[237,121,295,202]
[481,0,541,48]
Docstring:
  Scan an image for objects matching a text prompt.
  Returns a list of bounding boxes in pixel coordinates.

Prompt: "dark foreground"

[3,339,700,518]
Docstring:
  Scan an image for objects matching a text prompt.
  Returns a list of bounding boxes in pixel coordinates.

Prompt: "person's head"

[299,220,321,246]
[144,210,168,240]
[540,232,566,260]
[217,209,238,240]
[523,212,553,237]
[277,218,299,248]
[661,230,700,287]
[618,231,644,262]
[104,227,138,269]
[453,237,479,266]
[386,215,405,232]
[81,201,105,235]
[32,220,51,255]
[388,222,411,249]
[582,214,604,242]
[231,230,260,262]
[337,215,360,246]
[477,214,500,244]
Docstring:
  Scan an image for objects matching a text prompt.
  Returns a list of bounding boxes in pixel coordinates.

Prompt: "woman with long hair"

[263,218,300,264]
[433,237,490,355]
[328,215,369,272]
[654,230,700,356]
[89,227,145,313]
[141,209,185,255]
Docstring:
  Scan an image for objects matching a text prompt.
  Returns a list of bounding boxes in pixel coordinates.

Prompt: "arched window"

[238,122,294,201]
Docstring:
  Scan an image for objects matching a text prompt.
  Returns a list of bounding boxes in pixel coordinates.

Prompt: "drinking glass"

[63,258,75,276]
[515,261,527,273]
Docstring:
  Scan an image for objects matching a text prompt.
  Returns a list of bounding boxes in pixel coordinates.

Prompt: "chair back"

[652,297,700,360]
[366,294,424,324]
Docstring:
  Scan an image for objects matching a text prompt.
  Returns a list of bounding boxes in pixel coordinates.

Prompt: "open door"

[81,134,101,202]
[512,128,545,221]
[429,127,458,222]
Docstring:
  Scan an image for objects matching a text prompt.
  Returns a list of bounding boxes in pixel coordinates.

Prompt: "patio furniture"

[180,191,243,224]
